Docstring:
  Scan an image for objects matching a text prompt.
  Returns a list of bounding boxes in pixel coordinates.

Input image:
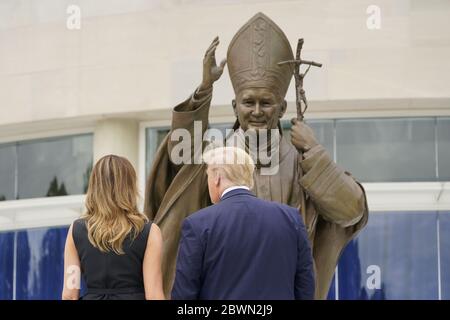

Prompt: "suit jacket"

[171,188,315,300]
[144,87,369,299]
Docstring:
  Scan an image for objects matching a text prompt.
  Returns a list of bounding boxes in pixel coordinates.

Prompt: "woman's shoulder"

[141,220,153,237]
[71,217,88,239]
[70,218,88,250]
[72,217,87,229]
[140,220,161,246]
[146,222,161,243]
[144,222,162,252]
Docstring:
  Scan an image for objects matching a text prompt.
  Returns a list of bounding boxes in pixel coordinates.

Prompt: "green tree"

[46,176,68,197]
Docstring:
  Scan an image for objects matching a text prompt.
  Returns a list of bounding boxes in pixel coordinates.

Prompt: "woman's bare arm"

[143,223,165,300]
[62,223,81,300]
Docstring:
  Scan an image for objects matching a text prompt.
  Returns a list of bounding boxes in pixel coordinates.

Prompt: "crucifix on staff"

[278,38,322,121]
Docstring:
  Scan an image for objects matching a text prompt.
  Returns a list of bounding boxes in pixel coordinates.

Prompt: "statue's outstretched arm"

[168,37,227,162]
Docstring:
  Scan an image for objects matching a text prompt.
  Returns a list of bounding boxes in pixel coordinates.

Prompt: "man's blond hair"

[203,146,255,188]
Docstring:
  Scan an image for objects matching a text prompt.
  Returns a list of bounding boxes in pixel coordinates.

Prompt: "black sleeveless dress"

[72,218,152,300]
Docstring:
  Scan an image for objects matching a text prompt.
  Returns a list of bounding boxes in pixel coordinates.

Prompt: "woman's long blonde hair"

[83,154,147,254]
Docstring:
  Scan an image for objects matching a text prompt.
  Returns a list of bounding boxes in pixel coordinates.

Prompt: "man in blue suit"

[171,147,315,300]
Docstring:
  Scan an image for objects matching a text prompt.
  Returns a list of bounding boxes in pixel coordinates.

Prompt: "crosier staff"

[278,38,322,221]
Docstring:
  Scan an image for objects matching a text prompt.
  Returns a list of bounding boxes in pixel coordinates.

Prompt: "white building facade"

[0,0,449,299]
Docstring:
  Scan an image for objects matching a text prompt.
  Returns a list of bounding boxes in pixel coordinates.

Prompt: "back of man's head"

[203,147,255,202]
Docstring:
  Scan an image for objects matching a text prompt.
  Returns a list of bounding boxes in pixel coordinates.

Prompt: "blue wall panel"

[0,231,14,300]
[15,227,68,300]
[338,239,373,299]
[338,212,439,299]
[440,212,450,299]
[326,273,336,300]
[0,211,449,299]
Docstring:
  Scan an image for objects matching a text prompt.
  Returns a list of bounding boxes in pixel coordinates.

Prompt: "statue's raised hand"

[199,36,227,91]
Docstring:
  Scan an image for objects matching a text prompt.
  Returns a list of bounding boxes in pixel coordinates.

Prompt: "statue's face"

[233,88,287,132]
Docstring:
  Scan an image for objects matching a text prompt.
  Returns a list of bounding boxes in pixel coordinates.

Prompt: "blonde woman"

[62,155,164,300]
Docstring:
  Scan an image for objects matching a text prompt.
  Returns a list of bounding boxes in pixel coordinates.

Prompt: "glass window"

[338,212,439,300]
[16,134,93,199]
[438,118,450,181]
[145,116,447,182]
[336,118,436,182]
[0,144,16,201]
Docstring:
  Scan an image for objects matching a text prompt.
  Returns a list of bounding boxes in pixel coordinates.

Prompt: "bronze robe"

[145,88,369,299]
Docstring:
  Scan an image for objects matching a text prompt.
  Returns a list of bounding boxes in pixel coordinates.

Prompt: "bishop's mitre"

[227,12,294,98]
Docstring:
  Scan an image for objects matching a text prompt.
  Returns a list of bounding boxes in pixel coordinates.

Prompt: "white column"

[93,119,139,169]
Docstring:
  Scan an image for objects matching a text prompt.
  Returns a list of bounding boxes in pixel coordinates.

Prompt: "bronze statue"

[145,12,368,299]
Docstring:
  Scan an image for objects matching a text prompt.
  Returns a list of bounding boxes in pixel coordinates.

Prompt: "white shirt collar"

[220,186,250,199]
